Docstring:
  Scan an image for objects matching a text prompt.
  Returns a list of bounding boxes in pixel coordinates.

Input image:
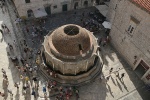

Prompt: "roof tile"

[132,0,150,12]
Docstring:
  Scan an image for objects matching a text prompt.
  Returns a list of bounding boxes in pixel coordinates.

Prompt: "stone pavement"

[0,1,150,100]
[0,1,47,100]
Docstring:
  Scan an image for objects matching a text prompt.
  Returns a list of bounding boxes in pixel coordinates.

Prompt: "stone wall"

[107,0,150,83]
[13,0,94,18]
[44,50,96,75]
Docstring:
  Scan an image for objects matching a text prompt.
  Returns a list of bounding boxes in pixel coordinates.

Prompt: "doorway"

[74,2,78,9]
[45,5,51,15]
[96,0,100,5]
[62,4,68,11]
[135,60,149,78]
[84,1,88,7]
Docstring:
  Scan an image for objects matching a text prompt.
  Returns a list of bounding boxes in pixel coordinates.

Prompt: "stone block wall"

[13,0,94,18]
[107,0,150,83]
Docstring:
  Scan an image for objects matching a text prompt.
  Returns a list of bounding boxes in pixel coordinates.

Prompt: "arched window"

[27,9,34,17]
[84,1,88,7]
[25,0,30,3]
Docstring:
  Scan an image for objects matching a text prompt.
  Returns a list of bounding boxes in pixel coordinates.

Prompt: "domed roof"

[50,24,91,56]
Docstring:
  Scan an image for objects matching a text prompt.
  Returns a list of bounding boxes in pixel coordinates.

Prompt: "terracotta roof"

[132,0,150,12]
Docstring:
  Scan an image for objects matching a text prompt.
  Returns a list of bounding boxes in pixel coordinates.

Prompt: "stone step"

[39,60,103,86]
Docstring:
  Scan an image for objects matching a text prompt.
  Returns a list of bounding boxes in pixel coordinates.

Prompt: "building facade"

[107,0,150,84]
[13,0,94,19]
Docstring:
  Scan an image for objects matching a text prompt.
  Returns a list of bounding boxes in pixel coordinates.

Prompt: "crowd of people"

[82,18,102,33]
[0,66,81,99]
[0,0,115,99]
[104,67,125,83]
[0,22,80,100]
[54,86,79,100]
[41,62,81,100]
[0,68,12,98]
[79,11,110,48]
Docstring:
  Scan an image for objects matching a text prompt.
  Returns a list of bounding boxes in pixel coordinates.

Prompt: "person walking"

[32,76,37,82]
[55,96,59,100]
[1,24,4,30]
[44,93,48,100]
[115,71,119,78]
[75,89,79,100]
[26,26,29,33]
[100,74,104,80]
[3,73,7,79]
[32,76,38,87]
[14,82,19,89]
[0,92,5,97]
[1,68,6,74]
[0,29,3,35]
[7,89,13,96]
[25,76,29,83]
[120,73,125,80]
[109,68,113,74]
[3,24,10,33]
[31,89,36,98]
[3,78,9,86]
[29,67,33,73]
[8,43,13,50]
[2,0,6,4]
[99,37,102,45]
[103,39,107,47]
[0,2,4,13]
[2,0,7,12]
[106,76,110,82]
[23,85,27,95]
[43,86,47,95]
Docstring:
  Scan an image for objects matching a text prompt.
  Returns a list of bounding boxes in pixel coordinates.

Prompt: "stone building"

[107,0,150,84]
[41,24,102,85]
[12,0,94,18]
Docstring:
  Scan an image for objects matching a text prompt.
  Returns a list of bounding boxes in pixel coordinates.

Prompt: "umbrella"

[102,21,111,29]
[33,8,47,18]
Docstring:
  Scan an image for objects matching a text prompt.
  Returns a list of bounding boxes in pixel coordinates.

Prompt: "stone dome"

[50,24,91,56]
[42,24,102,85]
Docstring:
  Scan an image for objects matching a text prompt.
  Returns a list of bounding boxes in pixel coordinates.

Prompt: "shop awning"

[102,21,111,29]
[95,5,108,17]
[33,8,47,18]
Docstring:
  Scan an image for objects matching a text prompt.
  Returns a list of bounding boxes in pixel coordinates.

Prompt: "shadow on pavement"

[111,45,150,100]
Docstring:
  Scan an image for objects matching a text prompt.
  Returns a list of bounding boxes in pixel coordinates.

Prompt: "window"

[127,21,136,34]
[128,26,134,33]
[53,5,57,9]
[25,0,30,3]
[127,17,139,35]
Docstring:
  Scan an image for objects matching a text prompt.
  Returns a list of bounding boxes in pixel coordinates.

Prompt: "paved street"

[0,1,150,100]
